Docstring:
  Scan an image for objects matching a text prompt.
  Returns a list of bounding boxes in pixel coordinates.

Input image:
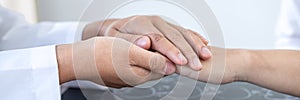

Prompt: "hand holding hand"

[83,15,212,71]
[56,37,176,88]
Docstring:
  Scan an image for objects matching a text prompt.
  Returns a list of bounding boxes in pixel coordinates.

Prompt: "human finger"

[128,66,164,86]
[115,16,188,65]
[114,32,151,50]
[168,23,212,60]
[151,16,202,70]
[129,44,176,75]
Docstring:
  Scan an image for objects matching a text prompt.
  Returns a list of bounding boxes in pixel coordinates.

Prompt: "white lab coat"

[276,0,300,49]
[0,6,84,100]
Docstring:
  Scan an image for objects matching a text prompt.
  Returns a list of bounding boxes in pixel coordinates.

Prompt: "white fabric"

[0,6,85,100]
[0,46,60,100]
[276,0,300,49]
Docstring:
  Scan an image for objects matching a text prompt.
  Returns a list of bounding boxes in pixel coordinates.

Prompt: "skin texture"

[177,47,300,97]
[56,16,211,88]
[176,47,250,84]
[246,50,300,97]
[83,15,212,71]
[56,37,176,88]
[57,16,300,97]
[57,37,300,97]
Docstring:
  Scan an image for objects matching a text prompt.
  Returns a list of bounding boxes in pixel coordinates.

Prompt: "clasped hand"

[58,15,243,88]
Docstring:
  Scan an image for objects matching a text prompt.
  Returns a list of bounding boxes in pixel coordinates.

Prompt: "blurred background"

[1,0,281,49]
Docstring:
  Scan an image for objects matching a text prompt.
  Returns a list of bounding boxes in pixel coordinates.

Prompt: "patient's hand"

[83,15,212,71]
[176,47,251,84]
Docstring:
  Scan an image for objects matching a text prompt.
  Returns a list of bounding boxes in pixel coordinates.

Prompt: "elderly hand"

[83,15,212,71]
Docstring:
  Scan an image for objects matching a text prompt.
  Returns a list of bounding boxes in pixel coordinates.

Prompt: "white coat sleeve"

[276,0,300,49]
[0,46,60,100]
[0,6,87,100]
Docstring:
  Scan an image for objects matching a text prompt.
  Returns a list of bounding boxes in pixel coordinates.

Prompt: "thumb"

[115,32,151,50]
[134,36,151,50]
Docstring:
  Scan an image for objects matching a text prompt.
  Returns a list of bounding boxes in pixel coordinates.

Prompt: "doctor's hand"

[82,15,212,71]
[56,37,176,88]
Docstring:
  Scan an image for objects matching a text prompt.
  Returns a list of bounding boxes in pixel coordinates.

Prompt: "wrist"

[227,49,253,82]
[240,50,263,83]
[56,44,75,84]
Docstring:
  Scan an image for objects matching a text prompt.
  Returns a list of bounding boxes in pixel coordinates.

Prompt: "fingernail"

[178,53,187,64]
[135,37,148,48]
[164,61,175,75]
[192,57,202,70]
[201,47,212,57]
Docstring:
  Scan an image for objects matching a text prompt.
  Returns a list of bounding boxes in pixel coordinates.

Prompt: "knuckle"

[187,30,196,36]
[161,29,184,42]
[179,27,188,33]
[151,15,163,21]
[170,32,183,41]
[151,15,161,19]
[187,29,195,33]
[130,15,140,18]
[187,29,200,37]
[147,34,165,43]
[135,15,148,21]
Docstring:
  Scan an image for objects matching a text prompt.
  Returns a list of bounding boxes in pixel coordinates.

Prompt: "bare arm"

[244,50,300,97]
[177,47,300,97]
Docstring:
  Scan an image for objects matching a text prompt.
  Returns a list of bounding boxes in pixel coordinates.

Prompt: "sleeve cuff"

[30,45,61,100]
[0,45,61,100]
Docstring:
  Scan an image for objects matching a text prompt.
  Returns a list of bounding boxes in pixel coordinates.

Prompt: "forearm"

[242,50,300,97]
